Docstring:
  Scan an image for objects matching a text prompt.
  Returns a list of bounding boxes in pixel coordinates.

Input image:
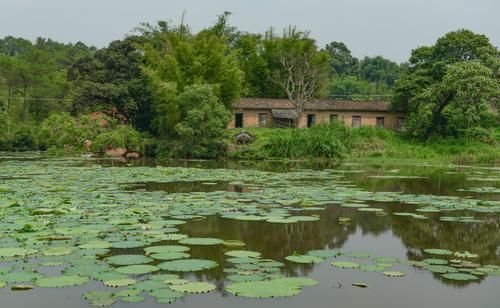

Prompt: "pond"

[0,153,498,308]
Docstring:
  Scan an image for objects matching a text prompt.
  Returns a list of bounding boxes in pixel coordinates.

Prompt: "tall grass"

[262,122,353,159]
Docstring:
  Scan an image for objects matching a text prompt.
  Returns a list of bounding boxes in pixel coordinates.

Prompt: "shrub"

[91,125,142,154]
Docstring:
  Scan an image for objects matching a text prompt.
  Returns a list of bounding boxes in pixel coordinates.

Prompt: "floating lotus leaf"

[144,245,190,254]
[0,271,44,283]
[111,240,149,249]
[170,282,216,294]
[89,298,116,307]
[36,275,89,287]
[285,254,325,264]
[383,271,405,277]
[222,240,246,247]
[0,247,38,258]
[341,203,369,208]
[115,265,159,275]
[373,257,399,263]
[117,295,144,303]
[331,261,360,269]
[454,251,479,258]
[103,278,136,287]
[160,234,189,241]
[148,288,184,300]
[149,252,190,261]
[41,246,74,256]
[158,259,218,272]
[227,257,260,264]
[105,255,153,266]
[423,249,453,255]
[178,238,223,246]
[424,265,458,274]
[442,273,479,281]
[306,249,341,258]
[258,260,285,268]
[226,277,318,298]
[225,250,261,258]
[357,208,384,212]
[79,241,111,249]
[83,291,115,301]
[116,289,142,297]
[359,264,388,272]
[164,278,189,285]
[423,258,448,265]
[132,280,166,291]
[344,252,371,258]
[0,281,5,288]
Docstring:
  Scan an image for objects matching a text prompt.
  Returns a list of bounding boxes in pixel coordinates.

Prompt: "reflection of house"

[229,98,406,130]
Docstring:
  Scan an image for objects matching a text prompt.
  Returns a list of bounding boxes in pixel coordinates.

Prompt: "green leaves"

[226,277,318,298]
[36,276,89,288]
[158,259,218,272]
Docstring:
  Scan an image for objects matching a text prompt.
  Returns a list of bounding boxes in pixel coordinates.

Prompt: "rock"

[125,152,141,159]
[105,147,127,157]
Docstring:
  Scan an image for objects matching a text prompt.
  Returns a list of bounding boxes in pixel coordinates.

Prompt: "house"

[229,98,406,130]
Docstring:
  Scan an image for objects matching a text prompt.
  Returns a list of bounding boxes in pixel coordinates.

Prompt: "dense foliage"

[0,14,498,158]
[392,30,499,140]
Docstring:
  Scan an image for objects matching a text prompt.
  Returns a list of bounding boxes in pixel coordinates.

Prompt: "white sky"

[0,0,498,62]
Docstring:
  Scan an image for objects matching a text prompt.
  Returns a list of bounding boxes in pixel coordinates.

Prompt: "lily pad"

[170,282,216,293]
[158,259,218,272]
[105,255,153,266]
[442,273,479,281]
[115,265,159,275]
[226,277,318,298]
[285,254,325,264]
[331,261,360,269]
[36,275,89,288]
[178,238,223,246]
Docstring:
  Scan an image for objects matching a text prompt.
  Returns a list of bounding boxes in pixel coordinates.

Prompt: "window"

[258,113,268,127]
[235,113,243,128]
[352,116,361,128]
[376,117,385,128]
[307,114,316,127]
[396,117,405,131]
[330,114,338,122]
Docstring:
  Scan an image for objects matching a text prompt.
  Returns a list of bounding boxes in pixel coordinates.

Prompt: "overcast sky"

[1,0,498,62]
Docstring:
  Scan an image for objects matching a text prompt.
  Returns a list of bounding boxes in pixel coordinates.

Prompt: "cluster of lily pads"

[0,157,498,306]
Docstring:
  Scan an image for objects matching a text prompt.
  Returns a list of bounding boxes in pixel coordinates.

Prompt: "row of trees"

[0,12,498,157]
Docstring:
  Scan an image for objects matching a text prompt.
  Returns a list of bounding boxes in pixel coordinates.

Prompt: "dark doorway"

[352,116,361,127]
[376,117,385,128]
[307,114,316,128]
[235,113,243,128]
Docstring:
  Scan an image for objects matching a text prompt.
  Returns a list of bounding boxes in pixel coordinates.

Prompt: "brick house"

[228,98,406,130]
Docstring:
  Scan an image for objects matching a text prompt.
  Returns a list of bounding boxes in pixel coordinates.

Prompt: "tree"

[359,56,402,87]
[392,29,499,139]
[174,84,230,158]
[270,27,329,126]
[403,61,498,138]
[324,41,360,76]
[69,37,154,130]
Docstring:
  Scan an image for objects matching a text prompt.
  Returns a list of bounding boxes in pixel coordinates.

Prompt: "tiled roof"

[234,98,391,112]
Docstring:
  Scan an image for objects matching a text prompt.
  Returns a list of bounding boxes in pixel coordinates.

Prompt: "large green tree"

[392,29,499,139]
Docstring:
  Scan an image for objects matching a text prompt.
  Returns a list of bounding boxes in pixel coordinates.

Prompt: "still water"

[0,153,498,308]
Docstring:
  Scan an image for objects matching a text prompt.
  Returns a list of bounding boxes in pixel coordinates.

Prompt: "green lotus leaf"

[111,240,149,249]
[227,257,260,264]
[423,248,453,255]
[164,278,189,285]
[424,265,458,274]
[442,273,479,281]
[341,203,369,208]
[120,296,145,303]
[41,246,74,256]
[148,288,184,299]
[0,247,38,258]
[288,216,320,222]
[78,241,111,249]
[132,280,166,292]
[83,291,115,301]
[423,258,448,265]
[103,278,136,287]
[226,277,317,298]
[383,271,405,277]
[115,265,159,275]
[105,255,153,266]
[285,254,325,264]
[116,288,142,297]
[0,271,44,283]
[158,259,218,272]
[359,264,388,272]
[222,240,246,247]
[0,281,5,288]
[373,257,399,263]
[306,249,341,258]
[331,261,360,269]
[144,245,190,254]
[178,238,223,246]
[36,275,89,287]
[170,282,216,293]
[454,251,479,258]
[149,252,190,261]
[89,298,116,307]
[225,250,261,258]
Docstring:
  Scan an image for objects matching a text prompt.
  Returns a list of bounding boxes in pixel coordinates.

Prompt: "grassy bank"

[228,125,500,164]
